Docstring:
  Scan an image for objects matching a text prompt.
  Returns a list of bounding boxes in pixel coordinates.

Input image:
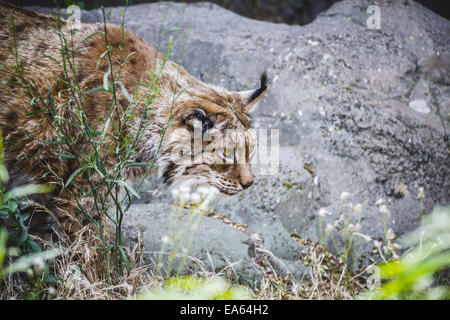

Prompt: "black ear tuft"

[260,71,269,90]
[248,71,269,104]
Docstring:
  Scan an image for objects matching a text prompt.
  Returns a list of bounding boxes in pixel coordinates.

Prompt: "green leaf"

[119,247,131,276]
[100,116,111,142]
[26,239,42,253]
[7,184,54,198]
[65,167,86,188]
[123,162,157,168]
[0,248,61,278]
[47,83,57,116]
[103,70,111,91]
[115,81,133,103]
[0,132,10,183]
[83,86,107,96]
[137,276,251,300]
[0,228,7,266]
[42,54,60,64]
[75,31,104,48]
[96,159,107,177]
[17,220,28,247]
[107,179,140,199]
[55,152,75,159]
[8,200,18,213]
[45,274,62,284]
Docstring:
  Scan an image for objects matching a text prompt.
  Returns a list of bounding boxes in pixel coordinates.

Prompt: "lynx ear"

[237,72,269,114]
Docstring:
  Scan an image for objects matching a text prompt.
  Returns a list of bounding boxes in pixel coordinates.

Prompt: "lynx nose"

[237,164,254,189]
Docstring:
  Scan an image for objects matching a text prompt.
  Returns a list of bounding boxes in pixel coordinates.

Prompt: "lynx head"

[157,72,268,199]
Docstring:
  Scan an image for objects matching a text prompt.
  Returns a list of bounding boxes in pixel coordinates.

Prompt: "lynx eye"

[220,148,234,163]
[191,109,213,134]
[223,149,231,157]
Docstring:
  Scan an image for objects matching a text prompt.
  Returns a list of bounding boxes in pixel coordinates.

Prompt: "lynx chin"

[0,2,268,235]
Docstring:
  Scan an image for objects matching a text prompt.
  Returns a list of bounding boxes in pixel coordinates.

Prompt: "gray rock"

[180,0,339,25]
[122,203,262,284]
[30,0,450,283]
[409,99,431,114]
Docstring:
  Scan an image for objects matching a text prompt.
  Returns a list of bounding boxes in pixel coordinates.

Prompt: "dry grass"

[43,227,160,300]
[0,223,372,300]
[1,234,370,300]
[0,273,33,300]
[252,239,369,300]
[1,205,370,300]
[1,222,162,300]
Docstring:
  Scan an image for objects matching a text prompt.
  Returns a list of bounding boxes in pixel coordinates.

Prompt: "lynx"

[0,2,268,235]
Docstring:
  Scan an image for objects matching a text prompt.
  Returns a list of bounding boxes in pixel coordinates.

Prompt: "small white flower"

[317,208,329,218]
[161,236,170,244]
[418,187,425,200]
[353,203,363,213]
[340,192,351,201]
[198,185,218,201]
[373,240,382,249]
[47,287,56,296]
[386,228,396,241]
[197,185,212,196]
[190,192,202,204]
[179,185,191,194]
[379,204,389,215]
[179,191,190,203]
[347,223,355,233]
[325,223,334,235]
[172,185,191,203]
[170,188,180,200]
